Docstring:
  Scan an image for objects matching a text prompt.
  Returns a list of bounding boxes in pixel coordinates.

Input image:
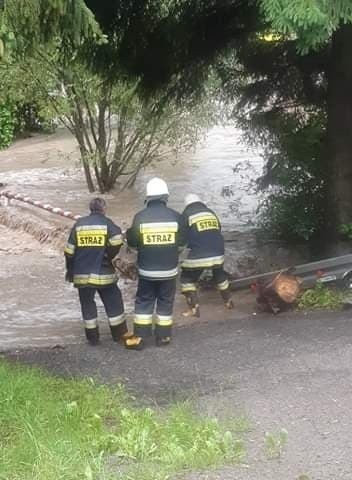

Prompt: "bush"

[259,188,325,243]
[298,282,345,310]
[0,104,15,149]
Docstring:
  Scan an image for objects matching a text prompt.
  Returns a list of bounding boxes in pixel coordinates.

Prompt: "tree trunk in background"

[327,25,352,234]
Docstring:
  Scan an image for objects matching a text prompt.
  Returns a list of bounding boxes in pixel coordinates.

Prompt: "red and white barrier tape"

[0,191,82,221]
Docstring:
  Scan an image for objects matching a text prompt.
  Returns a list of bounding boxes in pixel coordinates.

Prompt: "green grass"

[0,360,247,480]
[264,429,288,459]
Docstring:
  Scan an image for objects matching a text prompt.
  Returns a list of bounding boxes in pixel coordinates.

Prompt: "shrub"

[0,104,15,149]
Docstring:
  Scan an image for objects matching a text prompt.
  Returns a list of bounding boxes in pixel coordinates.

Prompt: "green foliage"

[264,428,288,459]
[0,103,14,148]
[0,360,246,480]
[298,282,345,310]
[339,223,352,241]
[10,42,219,192]
[260,0,352,52]
[256,114,327,242]
[0,0,103,57]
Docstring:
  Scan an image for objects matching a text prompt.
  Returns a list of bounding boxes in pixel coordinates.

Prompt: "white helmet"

[146,177,169,197]
[184,193,201,207]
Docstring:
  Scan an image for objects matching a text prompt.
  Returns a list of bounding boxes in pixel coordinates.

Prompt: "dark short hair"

[89,197,106,213]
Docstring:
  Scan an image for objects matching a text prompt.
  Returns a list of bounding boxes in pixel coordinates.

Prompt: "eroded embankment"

[0,204,70,250]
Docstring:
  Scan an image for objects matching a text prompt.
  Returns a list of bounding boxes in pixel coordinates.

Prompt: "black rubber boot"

[85,327,100,346]
[220,288,234,309]
[182,291,200,317]
[110,322,128,342]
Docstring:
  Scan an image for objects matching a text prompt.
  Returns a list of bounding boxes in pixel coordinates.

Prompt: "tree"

[0,0,102,58]
[4,0,352,239]
[1,1,220,192]
[258,1,352,236]
[4,44,219,192]
[103,0,351,241]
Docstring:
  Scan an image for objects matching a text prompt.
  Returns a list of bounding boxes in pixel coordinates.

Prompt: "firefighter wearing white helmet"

[125,177,184,349]
[180,193,234,317]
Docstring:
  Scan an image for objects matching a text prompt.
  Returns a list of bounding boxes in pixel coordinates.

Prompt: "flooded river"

[0,125,263,230]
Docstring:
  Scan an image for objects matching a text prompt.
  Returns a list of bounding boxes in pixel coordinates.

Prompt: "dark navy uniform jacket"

[127,199,184,280]
[181,201,225,269]
[64,213,123,287]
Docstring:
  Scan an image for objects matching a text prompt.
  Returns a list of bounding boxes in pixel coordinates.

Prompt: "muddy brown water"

[0,126,263,230]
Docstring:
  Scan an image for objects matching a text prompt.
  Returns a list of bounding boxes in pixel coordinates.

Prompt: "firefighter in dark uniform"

[180,194,234,317]
[64,198,130,345]
[126,178,183,349]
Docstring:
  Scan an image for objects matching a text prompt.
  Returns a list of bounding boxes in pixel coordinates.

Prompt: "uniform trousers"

[134,277,176,339]
[180,265,229,293]
[78,284,125,330]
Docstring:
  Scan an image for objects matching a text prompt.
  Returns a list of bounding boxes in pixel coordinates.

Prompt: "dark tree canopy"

[84,0,259,94]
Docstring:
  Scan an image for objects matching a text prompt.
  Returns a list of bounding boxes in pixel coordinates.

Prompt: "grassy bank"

[0,360,246,480]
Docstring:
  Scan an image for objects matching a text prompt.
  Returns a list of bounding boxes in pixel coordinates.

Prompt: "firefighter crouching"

[64,198,131,346]
[125,178,183,350]
[180,194,234,317]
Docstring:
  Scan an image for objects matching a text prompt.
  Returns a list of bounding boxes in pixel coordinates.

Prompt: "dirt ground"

[1,224,352,479]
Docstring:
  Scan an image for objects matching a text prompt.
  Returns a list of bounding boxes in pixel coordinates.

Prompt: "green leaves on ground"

[298,282,346,310]
[0,360,246,480]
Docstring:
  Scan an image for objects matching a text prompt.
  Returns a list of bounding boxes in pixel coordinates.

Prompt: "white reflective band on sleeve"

[84,319,98,329]
[182,256,224,268]
[108,315,125,326]
[109,234,123,246]
[138,267,178,278]
[134,314,153,325]
[155,315,173,326]
[217,280,230,291]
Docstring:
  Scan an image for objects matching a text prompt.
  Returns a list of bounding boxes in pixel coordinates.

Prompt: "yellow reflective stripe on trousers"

[181,283,197,292]
[84,319,97,329]
[74,273,117,286]
[108,315,125,326]
[217,280,229,291]
[182,255,224,268]
[156,315,173,327]
[134,314,153,326]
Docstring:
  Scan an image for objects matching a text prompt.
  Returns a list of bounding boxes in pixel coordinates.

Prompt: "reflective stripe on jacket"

[181,201,225,268]
[126,200,183,280]
[64,213,123,287]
